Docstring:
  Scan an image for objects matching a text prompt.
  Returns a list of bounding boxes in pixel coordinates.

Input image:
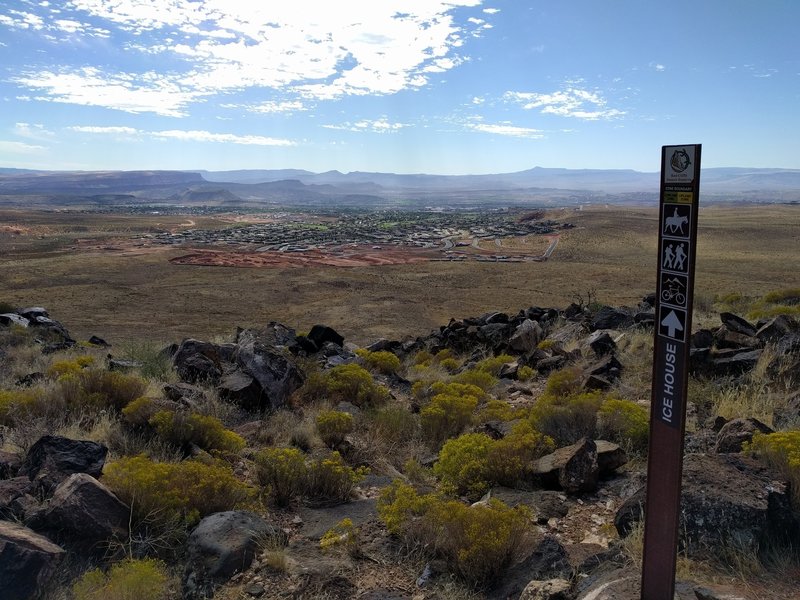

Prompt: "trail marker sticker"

[641,144,701,600]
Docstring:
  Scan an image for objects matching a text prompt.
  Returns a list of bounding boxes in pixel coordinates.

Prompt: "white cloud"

[483,8,500,14]
[14,122,55,140]
[152,130,295,145]
[0,140,47,154]
[69,125,139,134]
[465,122,544,138]
[223,100,308,114]
[7,0,490,114]
[68,124,295,146]
[505,88,625,120]
[13,67,205,117]
[323,118,407,133]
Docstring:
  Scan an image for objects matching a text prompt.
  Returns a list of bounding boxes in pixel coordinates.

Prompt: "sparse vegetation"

[72,559,168,600]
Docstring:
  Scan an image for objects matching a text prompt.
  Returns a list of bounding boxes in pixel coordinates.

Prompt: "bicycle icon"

[662,287,685,305]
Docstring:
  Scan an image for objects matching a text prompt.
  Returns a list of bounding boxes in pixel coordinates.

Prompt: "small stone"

[245,583,265,597]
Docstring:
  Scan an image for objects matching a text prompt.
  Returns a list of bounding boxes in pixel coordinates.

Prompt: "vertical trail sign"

[641,144,701,599]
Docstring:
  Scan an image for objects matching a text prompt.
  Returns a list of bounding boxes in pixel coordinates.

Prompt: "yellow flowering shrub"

[597,398,649,452]
[378,481,531,586]
[73,559,168,600]
[745,430,800,506]
[103,455,254,527]
[316,409,354,447]
[355,349,401,375]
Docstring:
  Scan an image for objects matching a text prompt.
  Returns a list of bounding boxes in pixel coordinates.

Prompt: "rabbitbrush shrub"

[149,410,245,454]
[355,348,401,374]
[421,388,479,446]
[255,448,367,506]
[378,481,531,586]
[73,558,168,600]
[316,409,354,447]
[58,368,147,412]
[434,423,554,499]
[103,455,254,527]
[597,398,649,453]
[745,430,800,506]
[304,363,390,407]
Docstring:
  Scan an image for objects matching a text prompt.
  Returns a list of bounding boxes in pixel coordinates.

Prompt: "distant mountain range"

[1,166,798,208]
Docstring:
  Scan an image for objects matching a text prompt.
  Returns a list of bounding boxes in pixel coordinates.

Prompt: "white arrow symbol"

[661,310,684,338]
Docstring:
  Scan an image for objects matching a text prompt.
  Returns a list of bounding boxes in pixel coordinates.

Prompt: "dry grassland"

[1,204,797,346]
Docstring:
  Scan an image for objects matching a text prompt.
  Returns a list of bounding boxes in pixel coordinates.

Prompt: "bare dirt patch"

[169,246,437,268]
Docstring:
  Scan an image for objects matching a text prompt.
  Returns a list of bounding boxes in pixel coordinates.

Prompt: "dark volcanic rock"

[183,511,286,599]
[20,436,108,494]
[233,337,304,411]
[0,521,65,600]
[720,312,757,337]
[714,418,773,453]
[173,339,225,384]
[32,473,129,543]
[489,535,570,600]
[509,319,543,353]
[755,314,798,343]
[534,438,599,494]
[307,324,344,348]
[615,453,798,556]
[589,307,632,331]
[587,331,616,356]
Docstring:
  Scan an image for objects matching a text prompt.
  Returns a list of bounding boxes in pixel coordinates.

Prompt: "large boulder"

[720,312,757,337]
[509,319,544,353]
[32,473,130,543]
[233,335,304,411]
[19,435,108,494]
[533,438,599,494]
[589,307,632,332]
[183,511,286,599]
[714,418,773,453]
[615,453,798,557]
[173,339,226,384]
[0,521,65,600]
[307,324,344,348]
[0,477,36,520]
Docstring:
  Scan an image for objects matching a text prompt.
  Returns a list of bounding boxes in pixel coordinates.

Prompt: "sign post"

[641,144,701,599]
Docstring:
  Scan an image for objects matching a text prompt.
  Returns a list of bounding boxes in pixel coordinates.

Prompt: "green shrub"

[438,357,460,372]
[761,288,800,305]
[451,369,497,392]
[597,398,649,452]
[355,349,401,375]
[254,447,307,507]
[254,448,367,506]
[378,481,531,586]
[421,391,479,446]
[47,355,95,378]
[434,433,494,498]
[149,410,245,454]
[413,350,434,366]
[475,354,515,376]
[320,518,359,555]
[369,405,417,444]
[119,341,173,380]
[73,559,168,600]
[544,367,584,398]
[306,451,368,504]
[529,390,604,446]
[434,424,555,499]
[316,410,354,447]
[305,363,390,407]
[59,369,148,412]
[517,365,536,382]
[0,388,48,426]
[121,397,160,427]
[745,430,800,506]
[103,455,253,527]
[485,422,555,488]
[474,399,516,423]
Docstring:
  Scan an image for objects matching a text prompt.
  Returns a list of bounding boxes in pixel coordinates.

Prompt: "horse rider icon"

[665,207,688,235]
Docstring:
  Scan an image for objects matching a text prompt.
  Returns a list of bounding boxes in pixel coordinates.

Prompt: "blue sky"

[1,1,798,174]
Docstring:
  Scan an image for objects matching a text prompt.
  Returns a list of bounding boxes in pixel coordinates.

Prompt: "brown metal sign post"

[641,144,701,599]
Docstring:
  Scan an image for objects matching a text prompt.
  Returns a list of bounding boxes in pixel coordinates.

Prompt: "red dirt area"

[168,246,437,268]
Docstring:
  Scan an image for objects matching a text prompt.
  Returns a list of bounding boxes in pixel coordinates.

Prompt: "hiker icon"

[662,240,688,272]
[673,243,686,271]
